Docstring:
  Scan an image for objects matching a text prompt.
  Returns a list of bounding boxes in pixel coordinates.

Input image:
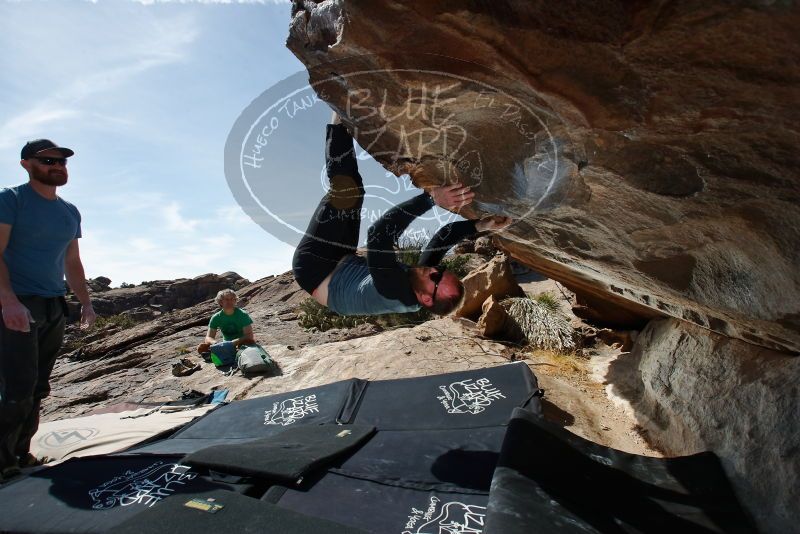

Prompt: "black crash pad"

[0,455,253,533]
[109,489,368,534]
[183,424,375,483]
[484,408,759,534]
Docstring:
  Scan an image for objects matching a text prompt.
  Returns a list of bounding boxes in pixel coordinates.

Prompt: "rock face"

[68,272,248,318]
[49,272,316,418]
[46,266,657,462]
[477,295,521,342]
[86,277,111,293]
[455,255,524,319]
[609,318,800,532]
[287,0,800,353]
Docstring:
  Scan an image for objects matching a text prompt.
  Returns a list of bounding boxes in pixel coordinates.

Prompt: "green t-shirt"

[209,307,253,341]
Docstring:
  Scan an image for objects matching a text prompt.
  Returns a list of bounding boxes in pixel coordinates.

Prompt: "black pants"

[292,173,365,294]
[0,295,67,469]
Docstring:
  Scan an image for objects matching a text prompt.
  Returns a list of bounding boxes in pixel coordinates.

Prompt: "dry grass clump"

[501,296,576,351]
[298,298,431,332]
[298,299,371,331]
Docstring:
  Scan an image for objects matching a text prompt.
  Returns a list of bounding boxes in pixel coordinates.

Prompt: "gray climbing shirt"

[327,255,421,316]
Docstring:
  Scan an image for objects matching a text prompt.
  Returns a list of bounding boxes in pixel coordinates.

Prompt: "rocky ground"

[45,253,659,457]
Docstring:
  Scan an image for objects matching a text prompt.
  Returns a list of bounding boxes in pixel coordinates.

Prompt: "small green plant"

[501,296,576,352]
[440,254,471,278]
[177,346,191,355]
[118,282,136,289]
[397,235,471,278]
[533,291,560,313]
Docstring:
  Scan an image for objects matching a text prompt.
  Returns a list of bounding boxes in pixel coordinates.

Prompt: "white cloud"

[0,1,297,286]
[162,201,202,233]
[214,205,252,225]
[79,225,294,286]
[0,9,200,149]
[130,238,157,252]
[0,108,81,147]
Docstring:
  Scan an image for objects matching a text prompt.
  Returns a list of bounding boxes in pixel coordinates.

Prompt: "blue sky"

[0,0,465,288]
[0,0,305,286]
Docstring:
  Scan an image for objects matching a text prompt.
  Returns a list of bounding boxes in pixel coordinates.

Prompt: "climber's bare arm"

[234,325,255,348]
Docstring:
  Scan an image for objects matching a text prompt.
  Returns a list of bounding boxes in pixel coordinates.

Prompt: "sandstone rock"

[572,292,653,331]
[68,272,249,318]
[594,328,634,352]
[509,261,532,276]
[45,272,378,419]
[120,306,158,323]
[287,0,800,352]
[453,239,474,254]
[608,318,800,532]
[473,236,497,256]
[87,276,111,292]
[455,255,524,320]
[477,295,523,342]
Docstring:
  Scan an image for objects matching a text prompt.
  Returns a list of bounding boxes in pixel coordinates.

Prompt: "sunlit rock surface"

[287,0,800,353]
[613,318,800,532]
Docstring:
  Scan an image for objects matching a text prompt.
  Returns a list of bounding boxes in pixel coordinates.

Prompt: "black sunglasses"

[430,265,447,302]
[32,156,68,166]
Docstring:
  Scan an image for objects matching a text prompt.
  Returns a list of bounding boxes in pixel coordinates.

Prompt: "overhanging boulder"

[287,0,800,353]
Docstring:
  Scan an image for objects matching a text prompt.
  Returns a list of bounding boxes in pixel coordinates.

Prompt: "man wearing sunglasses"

[293,113,512,318]
[0,139,96,481]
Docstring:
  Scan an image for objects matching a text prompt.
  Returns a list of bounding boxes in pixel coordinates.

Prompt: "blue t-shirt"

[328,255,421,316]
[0,183,82,297]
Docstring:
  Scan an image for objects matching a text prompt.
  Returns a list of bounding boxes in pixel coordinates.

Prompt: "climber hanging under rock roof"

[292,111,512,317]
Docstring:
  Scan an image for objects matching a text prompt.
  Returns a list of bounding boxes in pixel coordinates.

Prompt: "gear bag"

[236,344,278,376]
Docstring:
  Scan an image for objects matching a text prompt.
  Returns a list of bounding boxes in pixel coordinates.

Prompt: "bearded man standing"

[0,139,95,481]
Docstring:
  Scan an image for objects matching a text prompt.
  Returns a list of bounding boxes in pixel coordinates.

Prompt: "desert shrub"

[119,282,136,289]
[501,296,575,351]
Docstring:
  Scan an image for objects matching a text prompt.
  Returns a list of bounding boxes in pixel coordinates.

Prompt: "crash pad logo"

[88,461,197,510]
[37,427,100,449]
[437,378,505,415]
[402,496,486,534]
[263,394,319,426]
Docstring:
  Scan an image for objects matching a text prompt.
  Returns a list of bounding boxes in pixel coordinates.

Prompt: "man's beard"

[31,167,68,186]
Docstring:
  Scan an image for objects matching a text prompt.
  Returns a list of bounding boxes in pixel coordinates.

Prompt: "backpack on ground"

[236,344,278,376]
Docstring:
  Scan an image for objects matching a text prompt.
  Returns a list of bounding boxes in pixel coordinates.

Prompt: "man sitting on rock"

[292,112,511,317]
[196,289,254,356]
